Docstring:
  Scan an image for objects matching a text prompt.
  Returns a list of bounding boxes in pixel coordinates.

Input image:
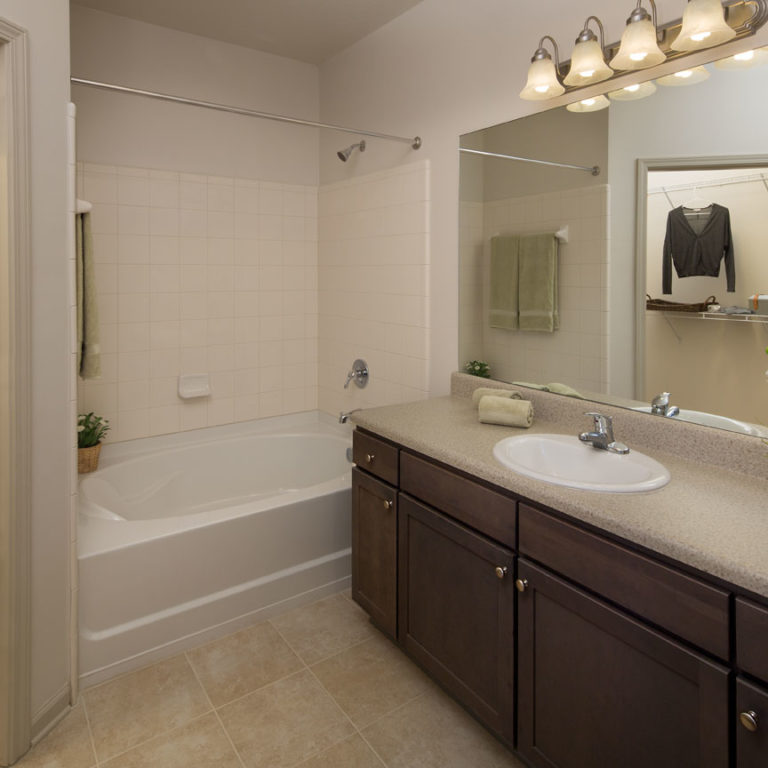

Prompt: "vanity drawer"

[518,504,730,659]
[353,430,399,485]
[400,451,516,549]
[736,597,768,684]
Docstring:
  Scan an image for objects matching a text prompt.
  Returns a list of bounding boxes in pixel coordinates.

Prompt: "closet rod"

[459,147,600,176]
[649,172,768,196]
[70,77,422,150]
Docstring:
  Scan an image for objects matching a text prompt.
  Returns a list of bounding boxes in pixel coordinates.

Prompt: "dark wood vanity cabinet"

[516,558,729,768]
[398,493,515,742]
[350,428,765,766]
[351,467,397,638]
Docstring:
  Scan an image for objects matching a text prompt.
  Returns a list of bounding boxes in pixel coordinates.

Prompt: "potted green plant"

[77,412,110,473]
[465,360,490,379]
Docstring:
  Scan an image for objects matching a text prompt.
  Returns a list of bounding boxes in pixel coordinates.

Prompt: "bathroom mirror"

[459,50,768,437]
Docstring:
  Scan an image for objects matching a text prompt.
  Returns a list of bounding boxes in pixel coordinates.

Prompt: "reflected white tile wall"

[318,161,430,415]
[466,184,609,395]
[78,163,318,442]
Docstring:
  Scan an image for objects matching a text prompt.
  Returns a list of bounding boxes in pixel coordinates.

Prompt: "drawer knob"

[740,710,759,733]
[383,499,394,510]
[495,566,508,580]
[366,453,375,463]
[515,578,529,593]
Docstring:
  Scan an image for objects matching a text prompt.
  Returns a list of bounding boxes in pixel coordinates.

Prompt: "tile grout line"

[184,650,249,768]
[79,696,102,768]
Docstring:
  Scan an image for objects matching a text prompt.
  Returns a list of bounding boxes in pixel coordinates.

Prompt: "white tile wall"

[460,185,610,396]
[78,163,318,442]
[318,161,430,415]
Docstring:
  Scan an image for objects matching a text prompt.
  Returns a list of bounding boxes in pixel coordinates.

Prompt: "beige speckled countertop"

[351,376,768,600]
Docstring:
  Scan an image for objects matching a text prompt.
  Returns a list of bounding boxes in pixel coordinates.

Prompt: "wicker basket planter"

[78,443,102,474]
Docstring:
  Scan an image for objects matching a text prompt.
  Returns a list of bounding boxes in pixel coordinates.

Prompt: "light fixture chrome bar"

[460,147,600,176]
[70,77,422,150]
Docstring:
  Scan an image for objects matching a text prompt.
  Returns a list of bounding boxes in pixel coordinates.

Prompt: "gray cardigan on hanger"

[662,203,735,294]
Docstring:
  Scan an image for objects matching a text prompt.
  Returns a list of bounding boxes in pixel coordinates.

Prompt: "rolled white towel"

[471,387,522,408]
[478,395,534,428]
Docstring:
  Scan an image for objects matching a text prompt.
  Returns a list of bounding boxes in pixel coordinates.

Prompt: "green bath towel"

[489,235,519,330]
[77,212,101,379]
[518,233,559,333]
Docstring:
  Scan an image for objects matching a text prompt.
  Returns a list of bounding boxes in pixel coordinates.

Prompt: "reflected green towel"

[77,212,101,379]
[489,236,519,329]
[546,382,584,399]
[518,234,559,333]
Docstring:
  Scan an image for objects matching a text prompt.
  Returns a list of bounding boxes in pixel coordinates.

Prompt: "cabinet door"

[517,559,729,768]
[351,467,397,638]
[736,677,768,768]
[398,493,515,742]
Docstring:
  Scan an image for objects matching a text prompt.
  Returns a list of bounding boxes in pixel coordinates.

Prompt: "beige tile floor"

[16,592,524,768]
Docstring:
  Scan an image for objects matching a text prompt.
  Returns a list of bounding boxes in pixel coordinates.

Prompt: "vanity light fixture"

[714,44,768,68]
[608,79,658,99]
[611,1,667,70]
[520,0,768,103]
[672,0,736,51]
[564,16,614,86]
[656,64,711,84]
[520,36,566,100]
[565,94,611,112]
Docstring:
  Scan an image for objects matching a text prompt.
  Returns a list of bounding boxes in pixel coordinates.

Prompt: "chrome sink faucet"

[579,412,630,454]
[650,392,680,418]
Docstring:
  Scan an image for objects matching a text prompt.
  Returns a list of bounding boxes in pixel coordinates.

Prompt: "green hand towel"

[489,236,519,330]
[518,234,559,333]
[77,212,101,379]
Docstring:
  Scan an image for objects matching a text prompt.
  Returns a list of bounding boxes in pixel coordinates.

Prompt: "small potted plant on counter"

[77,412,110,473]
[465,360,490,379]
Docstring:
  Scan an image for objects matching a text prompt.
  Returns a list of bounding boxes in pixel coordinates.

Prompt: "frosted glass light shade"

[656,65,710,86]
[714,47,768,70]
[564,38,614,86]
[610,17,666,70]
[520,57,565,100]
[608,80,657,100]
[566,94,610,112]
[672,0,736,52]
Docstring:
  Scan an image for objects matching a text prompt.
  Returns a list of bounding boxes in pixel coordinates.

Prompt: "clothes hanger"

[681,186,713,214]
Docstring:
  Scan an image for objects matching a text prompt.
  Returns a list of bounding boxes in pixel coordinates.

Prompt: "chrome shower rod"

[460,147,599,176]
[70,77,422,150]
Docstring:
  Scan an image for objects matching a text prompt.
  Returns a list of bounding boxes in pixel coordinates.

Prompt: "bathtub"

[78,411,353,687]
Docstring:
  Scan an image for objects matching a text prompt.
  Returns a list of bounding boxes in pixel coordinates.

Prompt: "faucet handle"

[584,412,612,433]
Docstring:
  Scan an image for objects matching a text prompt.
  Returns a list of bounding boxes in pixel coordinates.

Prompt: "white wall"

[0,0,71,730]
[70,5,319,184]
[318,0,768,397]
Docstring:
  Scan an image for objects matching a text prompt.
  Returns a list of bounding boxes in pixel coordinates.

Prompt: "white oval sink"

[493,434,670,493]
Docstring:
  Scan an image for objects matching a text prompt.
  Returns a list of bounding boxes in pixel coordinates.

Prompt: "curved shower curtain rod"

[70,77,422,150]
[460,147,599,176]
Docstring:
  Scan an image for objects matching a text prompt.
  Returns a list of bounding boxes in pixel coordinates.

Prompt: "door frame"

[0,15,32,767]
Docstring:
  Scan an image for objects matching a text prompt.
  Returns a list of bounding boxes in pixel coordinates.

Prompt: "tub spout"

[339,409,362,424]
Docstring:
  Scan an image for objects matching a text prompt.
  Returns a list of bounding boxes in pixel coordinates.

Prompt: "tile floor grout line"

[185,650,249,768]
[89,709,216,767]
[79,696,102,768]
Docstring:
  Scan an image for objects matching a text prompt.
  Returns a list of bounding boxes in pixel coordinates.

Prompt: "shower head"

[337,140,366,162]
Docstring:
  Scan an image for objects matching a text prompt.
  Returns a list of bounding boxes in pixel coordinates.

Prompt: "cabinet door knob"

[365,453,375,463]
[740,710,759,733]
[495,566,508,580]
[515,578,529,593]
[383,499,394,510]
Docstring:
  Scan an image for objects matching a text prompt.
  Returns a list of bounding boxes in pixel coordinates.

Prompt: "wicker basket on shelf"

[646,295,717,313]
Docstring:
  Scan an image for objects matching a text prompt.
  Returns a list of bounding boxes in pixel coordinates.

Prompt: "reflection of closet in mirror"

[459,107,610,395]
[644,166,768,428]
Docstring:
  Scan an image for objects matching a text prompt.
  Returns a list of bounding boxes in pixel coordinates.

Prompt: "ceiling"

[71,0,425,64]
